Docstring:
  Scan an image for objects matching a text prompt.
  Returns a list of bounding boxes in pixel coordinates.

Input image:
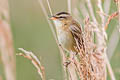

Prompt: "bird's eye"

[59,16,66,19]
[64,23,67,25]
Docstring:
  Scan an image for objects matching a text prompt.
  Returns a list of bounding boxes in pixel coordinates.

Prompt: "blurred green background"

[8,0,120,80]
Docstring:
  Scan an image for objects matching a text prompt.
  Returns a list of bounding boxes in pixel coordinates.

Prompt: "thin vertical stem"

[118,0,120,29]
[79,1,89,17]
[46,0,53,15]
[0,20,16,80]
[104,0,111,23]
[104,0,111,15]
[98,0,105,27]
[0,0,16,80]
[68,0,71,14]
[37,0,57,41]
[107,27,120,59]
[86,0,98,24]
[105,54,116,80]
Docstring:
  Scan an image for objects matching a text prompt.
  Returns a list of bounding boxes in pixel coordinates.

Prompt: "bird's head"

[50,12,72,27]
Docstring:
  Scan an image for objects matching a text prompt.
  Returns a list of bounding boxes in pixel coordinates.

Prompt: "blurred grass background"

[7,0,120,80]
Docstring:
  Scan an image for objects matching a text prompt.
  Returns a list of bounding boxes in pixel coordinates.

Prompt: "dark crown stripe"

[56,12,70,16]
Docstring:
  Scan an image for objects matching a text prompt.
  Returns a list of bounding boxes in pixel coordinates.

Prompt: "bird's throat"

[53,20,63,28]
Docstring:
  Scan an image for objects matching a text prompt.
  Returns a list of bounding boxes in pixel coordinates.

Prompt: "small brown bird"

[50,12,84,54]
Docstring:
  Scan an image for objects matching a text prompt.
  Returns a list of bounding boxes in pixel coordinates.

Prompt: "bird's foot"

[63,61,71,67]
[59,44,61,46]
[75,52,78,55]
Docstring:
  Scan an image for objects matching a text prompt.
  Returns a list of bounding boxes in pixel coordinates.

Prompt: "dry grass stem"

[105,0,119,60]
[67,62,78,80]
[67,0,71,14]
[0,0,16,80]
[46,0,53,15]
[73,8,83,25]
[107,27,120,59]
[118,0,120,32]
[0,20,16,80]
[105,54,116,80]
[105,12,118,30]
[17,48,45,80]
[79,1,89,17]
[97,11,109,17]
[98,0,105,27]
[0,0,9,21]
[86,0,98,24]
[37,0,57,41]
[104,0,111,23]
[104,0,111,14]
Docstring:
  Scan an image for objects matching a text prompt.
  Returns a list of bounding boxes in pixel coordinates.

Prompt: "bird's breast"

[57,29,74,51]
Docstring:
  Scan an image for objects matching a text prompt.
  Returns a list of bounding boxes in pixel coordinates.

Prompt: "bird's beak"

[49,15,57,20]
[50,17,57,20]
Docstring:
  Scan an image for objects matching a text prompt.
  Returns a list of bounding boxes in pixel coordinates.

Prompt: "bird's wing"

[69,22,85,51]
